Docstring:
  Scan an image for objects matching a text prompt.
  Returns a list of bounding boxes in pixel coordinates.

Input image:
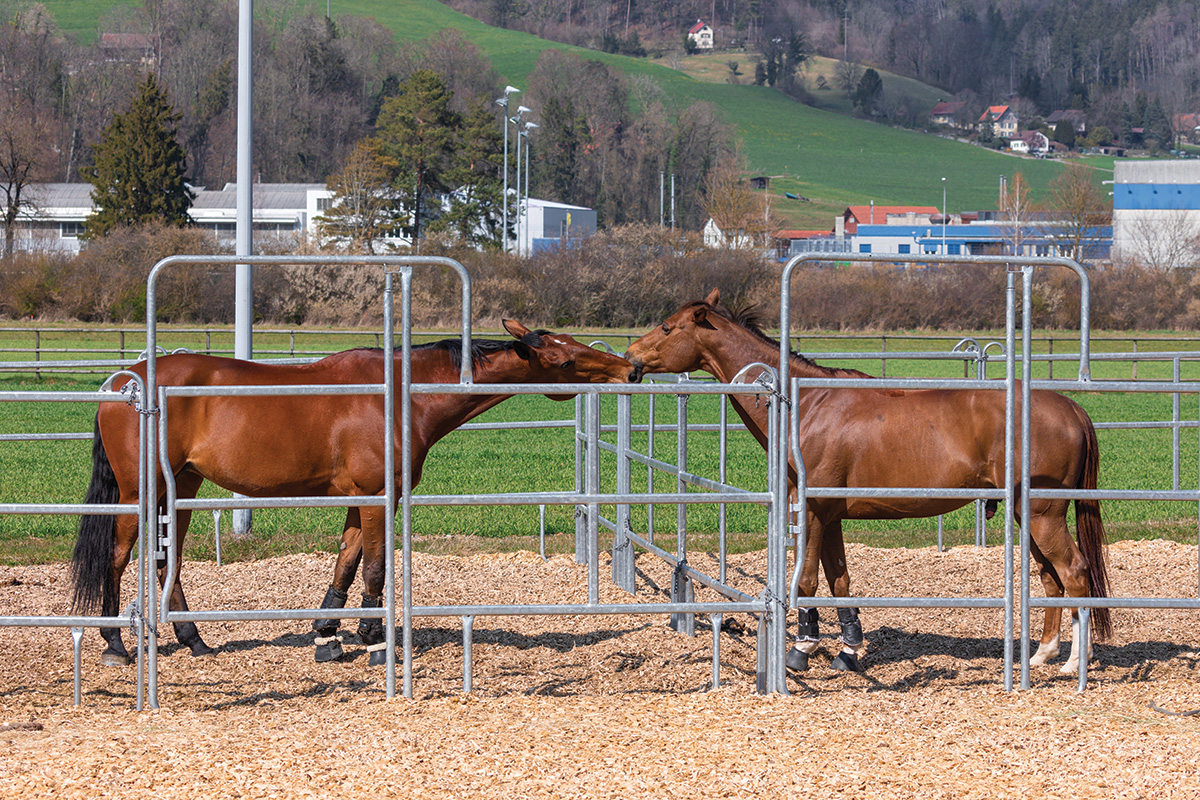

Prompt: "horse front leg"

[819,521,864,672]
[312,509,364,662]
[786,511,827,673]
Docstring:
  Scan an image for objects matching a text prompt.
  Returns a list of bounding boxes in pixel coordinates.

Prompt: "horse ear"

[705,287,721,307]
[503,320,531,341]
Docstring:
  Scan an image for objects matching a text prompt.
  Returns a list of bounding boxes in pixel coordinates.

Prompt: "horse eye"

[560,360,574,369]
[661,324,670,334]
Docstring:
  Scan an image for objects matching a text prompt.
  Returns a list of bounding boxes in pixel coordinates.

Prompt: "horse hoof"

[188,642,216,658]
[785,646,810,672]
[831,651,861,672]
[314,640,344,663]
[100,650,132,667]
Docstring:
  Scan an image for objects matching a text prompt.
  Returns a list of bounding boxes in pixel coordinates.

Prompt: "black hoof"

[187,640,216,657]
[367,647,390,667]
[831,650,861,672]
[785,646,810,672]
[314,639,344,663]
[100,648,132,667]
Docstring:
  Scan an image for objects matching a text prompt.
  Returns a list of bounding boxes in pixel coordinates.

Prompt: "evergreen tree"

[84,73,195,239]
[853,68,884,115]
[1053,119,1077,149]
[374,70,457,244]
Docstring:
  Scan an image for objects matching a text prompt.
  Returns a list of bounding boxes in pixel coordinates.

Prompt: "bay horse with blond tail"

[626,289,1111,675]
[72,321,635,666]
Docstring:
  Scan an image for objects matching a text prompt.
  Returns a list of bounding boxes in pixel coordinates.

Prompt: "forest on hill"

[447,0,1196,144]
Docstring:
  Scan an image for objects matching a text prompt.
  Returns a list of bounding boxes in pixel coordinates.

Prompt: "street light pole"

[495,86,520,253]
[522,121,538,256]
[941,176,947,255]
[510,105,530,254]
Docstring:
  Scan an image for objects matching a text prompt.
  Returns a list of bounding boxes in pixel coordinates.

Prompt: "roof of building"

[930,101,965,116]
[191,183,327,210]
[978,105,1012,121]
[689,20,710,34]
[844,205,940,234]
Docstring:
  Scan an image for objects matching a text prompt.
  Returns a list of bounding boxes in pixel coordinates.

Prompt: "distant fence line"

[6,325,1200,373]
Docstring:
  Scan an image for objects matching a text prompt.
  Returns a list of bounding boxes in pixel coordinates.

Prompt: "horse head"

[625,287,724,380]
[502,320,638,394]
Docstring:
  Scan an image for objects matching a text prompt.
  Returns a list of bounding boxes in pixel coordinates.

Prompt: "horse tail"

[1074,405,1112,641]
[71,415,118,616]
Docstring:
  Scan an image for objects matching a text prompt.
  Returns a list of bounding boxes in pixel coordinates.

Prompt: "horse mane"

[700,299,875,380]
[345,330,547,372]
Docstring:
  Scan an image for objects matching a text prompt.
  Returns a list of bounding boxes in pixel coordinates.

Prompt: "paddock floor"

[1,539,1198,799]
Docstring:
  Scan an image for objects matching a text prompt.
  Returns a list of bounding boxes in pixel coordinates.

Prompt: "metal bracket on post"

[668,559,695,636]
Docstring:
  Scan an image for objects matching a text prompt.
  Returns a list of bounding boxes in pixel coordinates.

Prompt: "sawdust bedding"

[1,539,1198,799]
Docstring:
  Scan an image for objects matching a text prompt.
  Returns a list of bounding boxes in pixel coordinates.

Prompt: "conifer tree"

[84,73,195,239]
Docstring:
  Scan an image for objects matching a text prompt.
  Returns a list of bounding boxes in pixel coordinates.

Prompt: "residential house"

[978,105,1019,139]
[929,101,967,129]
[1173,113,1200,145]
[687,20,713,50]
[1046,110,1087,136]
[1010,130,1050,155]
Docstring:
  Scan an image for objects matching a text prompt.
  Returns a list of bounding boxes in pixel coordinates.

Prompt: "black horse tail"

[1074,405,1112,641]
[71,415,118,616]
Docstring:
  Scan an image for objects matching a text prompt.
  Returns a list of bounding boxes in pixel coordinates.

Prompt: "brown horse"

[626,288,1111,675]
[72,321,635,666]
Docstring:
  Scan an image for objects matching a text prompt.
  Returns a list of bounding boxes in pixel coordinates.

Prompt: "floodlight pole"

[941,176,947,255]
[496,86,519,253]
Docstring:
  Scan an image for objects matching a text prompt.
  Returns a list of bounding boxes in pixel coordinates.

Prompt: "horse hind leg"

[1027,509,1092,674]
[98,514,139,666]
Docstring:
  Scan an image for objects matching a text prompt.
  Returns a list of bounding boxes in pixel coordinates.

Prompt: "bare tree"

[0,114,51,257]
[1045,167,1112,265]
[999,172,1036,257]
[701,152,776,250]
[317,139,403,253]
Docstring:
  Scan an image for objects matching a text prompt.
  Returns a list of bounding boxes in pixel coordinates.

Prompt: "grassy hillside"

[48,0,1077,230]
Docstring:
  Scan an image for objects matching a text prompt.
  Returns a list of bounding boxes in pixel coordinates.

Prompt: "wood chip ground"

[1,540,1198,798]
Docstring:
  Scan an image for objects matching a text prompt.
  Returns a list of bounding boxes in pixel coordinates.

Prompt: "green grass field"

[3,326,1199,566]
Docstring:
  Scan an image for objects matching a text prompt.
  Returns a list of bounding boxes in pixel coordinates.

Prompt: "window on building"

[60,221,85,238]
[898,244,910,254]
[859,244,871,253]
[316,197,333,211]
[948,244,961,255]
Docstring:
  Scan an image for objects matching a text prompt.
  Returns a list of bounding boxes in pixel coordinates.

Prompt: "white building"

[7,182,333,254]
[1111,159,1200,268]
[687,21,714,50]
[516,198,596,256]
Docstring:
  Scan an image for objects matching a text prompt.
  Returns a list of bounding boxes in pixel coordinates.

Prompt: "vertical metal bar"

[670,390,693,635]
[586,391,601,605]
[1003,268,1016,693]
[719,397,728,584]
[394,269,409,699]
[767,378,788,694]
[1020,266,1034,691]
[1076,608,1090,693]
[574,395,585,562]
[1173,357,1181,491]
[710,613,721,689]
[612,393,634,592]
[462,615,474,693]
[647,391,656,544]
[72,627,84,706]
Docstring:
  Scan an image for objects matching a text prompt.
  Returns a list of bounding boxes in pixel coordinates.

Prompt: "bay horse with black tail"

[626,289,1110,675]
[72,321,635,666]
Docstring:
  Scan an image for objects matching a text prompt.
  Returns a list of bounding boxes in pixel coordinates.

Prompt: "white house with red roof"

[687,20,713,50]
[978,105,1019,138]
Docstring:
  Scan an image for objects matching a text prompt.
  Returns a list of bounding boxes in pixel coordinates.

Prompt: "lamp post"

[495,86,520,253]
[510,105,530,254]
[941,176,947,255]
[521,121,538,255]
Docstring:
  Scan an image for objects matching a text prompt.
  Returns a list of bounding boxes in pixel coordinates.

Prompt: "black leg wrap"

[313,584,349,634]
[837,606,864,648]
[800,607,819,639]
[356,593,385,645]
[174,621,216,657]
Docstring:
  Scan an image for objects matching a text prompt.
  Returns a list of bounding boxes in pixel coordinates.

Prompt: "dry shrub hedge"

[2,222,1199,332]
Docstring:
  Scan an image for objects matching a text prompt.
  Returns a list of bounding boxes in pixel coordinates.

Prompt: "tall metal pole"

[523,121,538,255]
[496,86,519,253]
[941,176,947,255]
[233,0,255,536]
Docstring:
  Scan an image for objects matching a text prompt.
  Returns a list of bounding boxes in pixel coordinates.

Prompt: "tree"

[853,68,884,115]
[1045,167,1111,264]
[1052,119,1077,149]
[0,108,52,257]
[999,172,1035,257]
[317,139,403,253]
[374,70,457,244]
[84,73,195,239]
[701,151,776,250]
[429,99,505,249]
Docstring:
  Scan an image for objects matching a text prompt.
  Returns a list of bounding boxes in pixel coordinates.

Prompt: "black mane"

[350,329,550,372]
[699,299,873,379]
